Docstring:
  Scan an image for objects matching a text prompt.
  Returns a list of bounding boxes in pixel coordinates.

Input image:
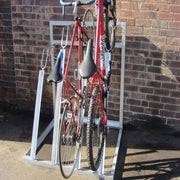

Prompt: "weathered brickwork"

[0,0,180,126]
[117,0,180,126]
[0,0,16,104]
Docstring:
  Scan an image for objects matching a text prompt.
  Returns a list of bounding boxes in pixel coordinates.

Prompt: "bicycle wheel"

[82,9,95,61]
[104,0,117,50]
[59,97,81,178]
[87,86,105,171]
[82,9,95,41]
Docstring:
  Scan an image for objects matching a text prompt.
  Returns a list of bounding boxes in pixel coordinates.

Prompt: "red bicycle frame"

[62,18,89,136]
[91,0,107,127]
[62,0,107,135]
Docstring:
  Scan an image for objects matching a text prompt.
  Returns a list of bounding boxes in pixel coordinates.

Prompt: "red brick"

[136,19,152,27]
[118,10,132,18]
[129,56,145,64]
[127,99,141,106]
[0,1,11,6]
[11,0,22,5]
[145,108,159,115]
[35,0,48,6]
[141,43,157,51]
[147,95,160,102]
[150,36,166,45]
[149,51,163,59]
[131,92,146,100]
[125,85,138,92]
[144,27,160,35]
[133,65,145,71]
[132,11,157,19]
[157,12,173,20]
[173,13,180,21]
[148,66,161,73]
[161,97,176,104]
[149,102,163,109]
[121,2,138,10]
[165,104,179,112]
[21,6,32,12]
[168,22,180,29]
[147,81,161,88]
[154,4,170,12]
[12,13,23,18]
[120,18,135,26]
[170,91,180,98]
[23,0,35,5]
[152,20,168,28]
[130,105,144,113]
[170,5,180,13]
[138,3,153,10]
[24,13,35,19]
[160,29,177,37]
[140,87,153,94]
[162,82,177,89]
[154,89,169,96]
[167,37,180,46]
[142,101,148,107]
[160,110,176,118]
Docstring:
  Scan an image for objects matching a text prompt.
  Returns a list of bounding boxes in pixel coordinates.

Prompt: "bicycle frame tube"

[94,0,106,77]
[64,19,88,95]
[62,18,89,136]
[91,0,107,127]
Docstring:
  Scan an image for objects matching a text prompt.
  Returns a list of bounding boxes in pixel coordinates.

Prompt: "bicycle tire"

[104,0,117,50]
[82,9,95,40]
[87,86,105,171]
[82,9,95,61]
[59,97,81,178]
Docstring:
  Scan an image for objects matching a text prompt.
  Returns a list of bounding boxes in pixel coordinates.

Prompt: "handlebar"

[60,0,95,15]
[60,0,95,6]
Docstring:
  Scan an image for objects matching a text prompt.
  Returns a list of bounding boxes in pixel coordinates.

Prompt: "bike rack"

[24,21,126,179]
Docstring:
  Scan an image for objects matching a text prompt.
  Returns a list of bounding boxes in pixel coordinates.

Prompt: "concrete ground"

[0,107,180,180]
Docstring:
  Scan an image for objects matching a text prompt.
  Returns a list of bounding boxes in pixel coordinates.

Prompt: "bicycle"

[47,0,116,178]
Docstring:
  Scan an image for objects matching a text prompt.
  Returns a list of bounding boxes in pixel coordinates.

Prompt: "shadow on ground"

[0,107,180,180]
[114,122,180,180]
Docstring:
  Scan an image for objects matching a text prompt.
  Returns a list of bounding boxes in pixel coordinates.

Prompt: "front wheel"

[59,97,81,178]
[87,86,105,171]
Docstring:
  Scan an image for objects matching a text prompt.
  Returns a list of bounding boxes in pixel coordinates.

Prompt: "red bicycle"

[48,0,116,178]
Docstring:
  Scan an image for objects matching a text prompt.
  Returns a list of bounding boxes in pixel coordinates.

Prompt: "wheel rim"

[59,98,80,178]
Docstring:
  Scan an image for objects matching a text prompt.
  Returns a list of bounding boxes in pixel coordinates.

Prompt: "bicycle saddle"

[79,39,96,79]
[47,51,63,83]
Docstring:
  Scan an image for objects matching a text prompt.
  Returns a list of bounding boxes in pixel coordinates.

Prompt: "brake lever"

[62,2,78,15]
[73,2,78,14]
[62,5,65,15]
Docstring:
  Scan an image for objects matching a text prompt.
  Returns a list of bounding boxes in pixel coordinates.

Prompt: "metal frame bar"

[24,21,126,179]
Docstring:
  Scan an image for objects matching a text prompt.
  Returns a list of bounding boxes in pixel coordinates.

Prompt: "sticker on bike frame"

[67,112,72,119]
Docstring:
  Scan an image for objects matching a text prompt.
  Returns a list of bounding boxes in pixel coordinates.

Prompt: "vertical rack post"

[30,69,44,160]
[111,22,126,174]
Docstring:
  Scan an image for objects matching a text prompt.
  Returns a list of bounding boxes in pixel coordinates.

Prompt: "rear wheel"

[87,86,105,171]
[59,97,81,178]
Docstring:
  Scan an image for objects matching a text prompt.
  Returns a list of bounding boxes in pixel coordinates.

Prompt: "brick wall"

[117,0,180,126]
[0,0,180,126]
[0,0,16,104]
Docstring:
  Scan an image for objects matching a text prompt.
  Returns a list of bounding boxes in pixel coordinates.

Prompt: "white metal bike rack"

[24,20,126,179]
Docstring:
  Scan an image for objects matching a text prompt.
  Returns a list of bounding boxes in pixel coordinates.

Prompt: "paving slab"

[0,108,180,179]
